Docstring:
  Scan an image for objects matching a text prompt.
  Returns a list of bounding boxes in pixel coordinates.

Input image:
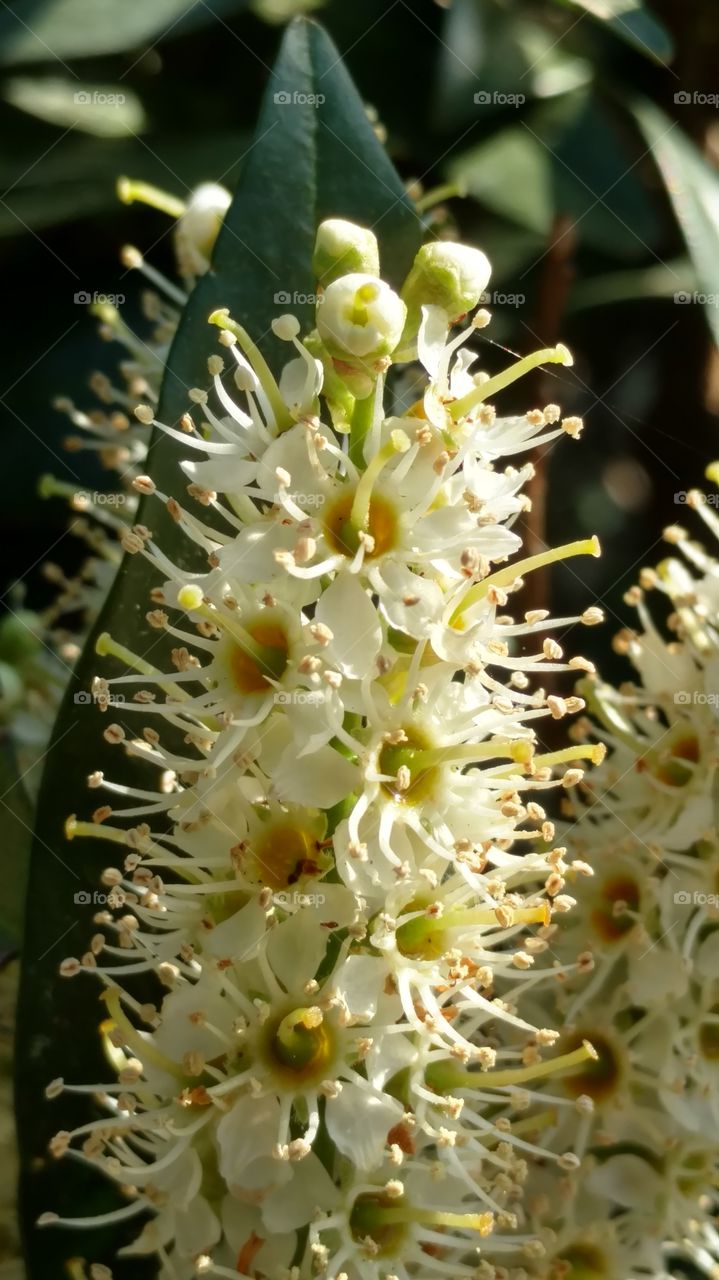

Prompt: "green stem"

[348,384,377,468]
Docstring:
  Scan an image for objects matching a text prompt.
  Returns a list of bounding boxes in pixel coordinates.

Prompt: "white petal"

[203,896,267,961]
[217,1094,287,1190]
[326,1082,402,1170]
[266,909,328,992]
[175,1195,221,1258]
[417,304,450,379]
[221,1196,296,1271]
[315,574,382,679]
[274,742,360,809]
[586,1153,662,1211]
[334,954,387,1019]
[154,982,232,1061]
[262,1153,339,1232]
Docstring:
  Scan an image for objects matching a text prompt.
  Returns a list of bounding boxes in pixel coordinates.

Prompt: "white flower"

[527,483,719,1279]
[316,272,407,362]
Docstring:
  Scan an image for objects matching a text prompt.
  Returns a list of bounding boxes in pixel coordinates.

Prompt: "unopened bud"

[316,273,407,370]
[399,240,491,355]
[313,219,380,287]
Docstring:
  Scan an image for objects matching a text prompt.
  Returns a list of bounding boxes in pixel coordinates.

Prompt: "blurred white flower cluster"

[526,488,719,1278]
[1,182,231,798]
[43,221,610,1279]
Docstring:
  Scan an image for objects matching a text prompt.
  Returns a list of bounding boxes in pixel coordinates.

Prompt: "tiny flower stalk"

[44,217,607,1279]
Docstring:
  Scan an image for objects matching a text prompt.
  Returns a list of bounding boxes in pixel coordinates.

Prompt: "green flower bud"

[312,219,380,287]
[398,241,491,357]
[316,273,406,372]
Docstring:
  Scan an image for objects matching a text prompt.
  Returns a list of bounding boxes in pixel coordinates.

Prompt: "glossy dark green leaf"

[16,17,420,1277]
[635,100,719,347]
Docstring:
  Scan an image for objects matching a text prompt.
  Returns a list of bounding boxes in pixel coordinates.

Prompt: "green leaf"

[0,0,252,64]
[4,76,146,136]
[559,0,674,64]
[447,91,662,259]
[567,258,694,311]
[433,0,592,132]
[634,100,719,346]
[16,17,420,1278]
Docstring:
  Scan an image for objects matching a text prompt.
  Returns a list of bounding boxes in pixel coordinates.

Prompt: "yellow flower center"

[251,822,322,891]
[378,727,438,807]
[552,1242,611,1279]
[264,1006,335,1086]
[323,489,398,560]
[590,873,641,943]
[561,1031,623,1103]
[228,618,289,693]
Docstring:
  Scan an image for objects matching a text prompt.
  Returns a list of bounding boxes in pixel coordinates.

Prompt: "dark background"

[2,0,719,682]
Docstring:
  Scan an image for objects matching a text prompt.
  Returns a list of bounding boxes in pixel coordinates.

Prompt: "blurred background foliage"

[3,0,719,681]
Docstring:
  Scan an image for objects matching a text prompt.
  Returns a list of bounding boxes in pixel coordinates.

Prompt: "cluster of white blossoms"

[44,219,608,1280]
[526,485,719,1279]
[1,182,232,792]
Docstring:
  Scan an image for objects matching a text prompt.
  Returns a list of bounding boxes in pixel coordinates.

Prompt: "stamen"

[450,344,573,421]
[102,988,184,1079]
[117,177,186,219]
[451,537,600,624]
[350,429,410,531]
[427,1039,596,1092]
[209,309,291,432]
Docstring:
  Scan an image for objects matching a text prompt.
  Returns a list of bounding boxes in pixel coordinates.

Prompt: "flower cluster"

[45,221,605,1279]
[528,485,719,1278]
[1,181,231,794]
